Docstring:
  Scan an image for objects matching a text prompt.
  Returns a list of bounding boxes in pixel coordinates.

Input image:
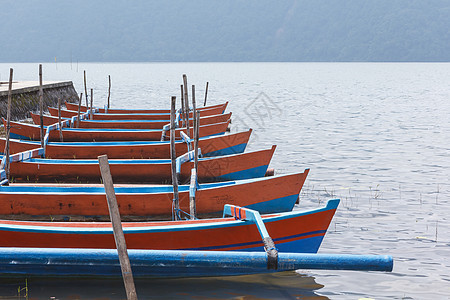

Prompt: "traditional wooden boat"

[0,171,309,220]
[48,104,226,120]
[0,247,394,278]
[5,119,230,142]
[0,200,394,278]
[0,197,332,249]
[31,112,232,129]
[0,129,251,159]
[9,146,276,183]
[65,101,228,114]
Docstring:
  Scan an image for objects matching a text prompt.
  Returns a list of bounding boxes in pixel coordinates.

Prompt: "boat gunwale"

[0,199,340,234]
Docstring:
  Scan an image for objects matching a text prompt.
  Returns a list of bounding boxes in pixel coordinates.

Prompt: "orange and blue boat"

[30,112,232,128]
[8,146,276,183]
[65,101,228,115]
[0,197,334,251]
[48,103,226,120]
[0,170,309,220]
[4,119,230,142]
[0,199,394,278]
[0,129,251,159]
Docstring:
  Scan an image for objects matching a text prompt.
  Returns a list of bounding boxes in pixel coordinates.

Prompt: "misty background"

[1,0,449,62]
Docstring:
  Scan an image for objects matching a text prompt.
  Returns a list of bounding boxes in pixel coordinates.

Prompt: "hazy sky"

[1,0,449,62]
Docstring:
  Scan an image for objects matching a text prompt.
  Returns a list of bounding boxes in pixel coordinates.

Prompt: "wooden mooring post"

[182,75,190,139]
[77,93,83,128]
[194,111,200,173]
[39,64,44,148]
[107,75,111,109]
[204,82,209,106]
[190,85,199,219]
[58,98,63,142]
[90,88,94,120]
[83,70,88,107]
[98,155,138,300]
[170,96,180,221]
[4,68,13,181]
[180,85,185,127]
[192,85,199,172]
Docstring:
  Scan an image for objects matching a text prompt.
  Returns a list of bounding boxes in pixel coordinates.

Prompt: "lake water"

[0,62,449,299]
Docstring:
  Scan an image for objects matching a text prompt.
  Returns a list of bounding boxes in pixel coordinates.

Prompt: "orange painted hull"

[0,198,338,252]
[0,130,251,159]
[0,171,308,220]
[49,105,226,120]
[31,112,232,129]
[65,101,228,114]
[6,119,230,142]
[9,146,276,183]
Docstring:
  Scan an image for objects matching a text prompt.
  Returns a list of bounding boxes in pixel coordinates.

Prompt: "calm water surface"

[0,62,449,299]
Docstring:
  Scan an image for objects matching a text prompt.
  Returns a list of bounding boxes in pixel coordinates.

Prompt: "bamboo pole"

[170,96,180,221]
[190,85,199,219]
[180,85,185,127]
[192,84,196,138]
[39,64,44,148]
[182,75,190,139]
[107,75,111,109]
[83,70,88,107]
[98,155,138,300]
[189,110,200,220]
[189,169,197,220]
[58,98,63,142]
[77,92,83,128]
[191,84,197,163]
[90,88,93,120]
[194,111,200,173]
[4,68,13,181]
[204,82,209,106]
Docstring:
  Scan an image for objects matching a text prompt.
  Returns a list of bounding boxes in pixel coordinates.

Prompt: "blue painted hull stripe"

[0,195,327,235]
[7,132,241,146]
[179,230,327,251]
[203,143,247,157]
[9,133,30,140]
[215,165,268,181]
[0,172,300,193]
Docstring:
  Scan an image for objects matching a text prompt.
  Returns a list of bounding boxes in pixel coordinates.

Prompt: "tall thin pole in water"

[182,74,190,139]
[90,88,93,120]
[98,155,138,300]
[83,70,88,107]
[192,85,197,146]
[58,98,63,142]
[77,92,83,128]
[180,85,185,127]
[194,111,200,173]
[170,96,180,221]
[39,64,44,148]
[107,75,111,109]
[190,85,198,219]
[4,68,13,180]
[204,82,209,106]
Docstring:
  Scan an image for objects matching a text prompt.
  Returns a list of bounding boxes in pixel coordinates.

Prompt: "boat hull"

[65,101,228,115]
[49,105,226,120]
[10,146,276,183]
[0,171,308,220]
[31,112,232,129]
[0,198,337,251]
[6,119,230,142]
[0,130,251,159]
